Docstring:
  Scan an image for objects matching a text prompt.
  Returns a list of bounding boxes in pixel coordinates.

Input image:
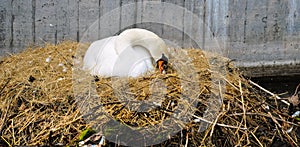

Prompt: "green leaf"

[79,128,96,141]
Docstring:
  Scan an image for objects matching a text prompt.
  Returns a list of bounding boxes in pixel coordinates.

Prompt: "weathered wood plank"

[182,0,193,48]
[182,0,205,49]
[283,0,300,62]
[78,0,99,42]
[35,0,59,45]
[227,0,247,60]
[243,0,268,44]
[137,1,164,37]
[188,0,205,49]
[54,0,78,42]
[135,0,163,34]
[0,0,12,56]
[161,0,185,48]
[98,0,121,39]
[68,0,79,42]
[11,0,34,53]
[215,0,229,51]
[265,0,287,42]
[204,0,219,51]
[120,0,136,30]
[228,0,247,43]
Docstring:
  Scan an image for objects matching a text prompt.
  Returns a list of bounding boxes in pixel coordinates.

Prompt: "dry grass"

[0,41,299,146]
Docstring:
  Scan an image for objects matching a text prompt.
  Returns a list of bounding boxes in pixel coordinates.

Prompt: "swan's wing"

[129,58,154,77]
[131,46,155,77]
[84,36,155,77]
[83,37,117,76]
[125,46,154,77]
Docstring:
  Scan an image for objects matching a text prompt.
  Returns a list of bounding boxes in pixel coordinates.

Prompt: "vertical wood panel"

[218,0,229,53]
[135,0,143,25]
[204,0,229,52]
[120,0,136,30]
[265,0,288,42]
[228,0,247,43]
[182,0,193,48]
[182,0,205,49]
[227,0,247,60]
[162,0,184,48]
[137,0,163,36]
[264,0,290,61]
[98,0,121,39]
[35,0,59,45]
[11,0,33,52]
[244,0,268,44]
[55,0,77,42]
[68,0,79,42]
[0,0,12,56]
[0,5,6,48]
[284,0,300,62]
[191,0,205,49]
[55,0,69,41]
[78,0,99,42]
[286,0,300,36]
[205,0,218,50]
[135,0,164,35]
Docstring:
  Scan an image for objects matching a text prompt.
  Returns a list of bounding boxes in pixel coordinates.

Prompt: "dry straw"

[0,41,299,146]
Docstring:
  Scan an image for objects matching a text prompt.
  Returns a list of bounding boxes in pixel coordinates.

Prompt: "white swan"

[83,28,169,77]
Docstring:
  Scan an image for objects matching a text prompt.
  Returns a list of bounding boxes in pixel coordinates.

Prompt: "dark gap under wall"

[250,75,300,98]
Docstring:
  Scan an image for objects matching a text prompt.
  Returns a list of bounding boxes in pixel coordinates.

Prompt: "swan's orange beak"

[158,60,164,73]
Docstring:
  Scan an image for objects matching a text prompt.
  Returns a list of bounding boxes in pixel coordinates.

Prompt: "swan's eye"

[162,63,168,73]
[162,63,167,69]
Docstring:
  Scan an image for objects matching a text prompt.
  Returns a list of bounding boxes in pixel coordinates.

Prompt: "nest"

[0,41,299,146]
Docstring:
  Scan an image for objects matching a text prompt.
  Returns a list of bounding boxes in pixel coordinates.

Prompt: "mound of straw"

[0,41,299,146]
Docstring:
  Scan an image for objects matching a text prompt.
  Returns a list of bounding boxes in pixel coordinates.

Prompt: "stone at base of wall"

[239,62,300,77]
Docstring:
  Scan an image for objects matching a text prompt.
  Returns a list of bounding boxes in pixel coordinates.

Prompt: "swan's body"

[83,28,168,77]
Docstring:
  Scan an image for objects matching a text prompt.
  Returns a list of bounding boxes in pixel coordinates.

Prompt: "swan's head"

[149,39,168,74]
[156,53,168,74]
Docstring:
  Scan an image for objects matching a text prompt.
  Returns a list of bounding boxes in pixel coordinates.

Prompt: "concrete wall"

[0,0,299,77]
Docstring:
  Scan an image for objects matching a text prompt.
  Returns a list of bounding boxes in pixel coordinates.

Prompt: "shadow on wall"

[115,23,201,49]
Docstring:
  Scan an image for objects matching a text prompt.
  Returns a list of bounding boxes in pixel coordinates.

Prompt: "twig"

[0,82,20,135]
[228,112,299,126]
[0,101,10,135]
[249,80,290,106]
[12,119,15,145]
[250,129,263,147]
[1,136,11,146]
[293,83,300,96]
[239,80,247,129]
[54,48,73,66]
[192,114,247,130]
[185,133,188,147]
[210,112,222,137]
[0,78,11,95]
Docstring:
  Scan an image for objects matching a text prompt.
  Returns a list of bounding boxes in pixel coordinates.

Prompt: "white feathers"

[45,56,51,63]
[83,28,168,77]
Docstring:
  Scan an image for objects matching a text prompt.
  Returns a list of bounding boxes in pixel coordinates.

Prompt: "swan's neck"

[115,29,167,62]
